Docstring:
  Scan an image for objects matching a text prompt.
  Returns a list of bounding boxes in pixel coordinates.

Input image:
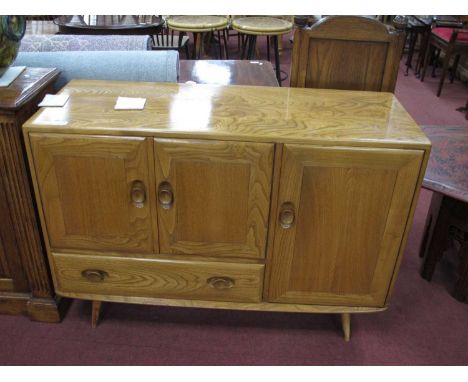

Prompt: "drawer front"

[52,253,264,303]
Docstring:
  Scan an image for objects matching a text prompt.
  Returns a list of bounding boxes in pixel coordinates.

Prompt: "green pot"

[0,16,26,77]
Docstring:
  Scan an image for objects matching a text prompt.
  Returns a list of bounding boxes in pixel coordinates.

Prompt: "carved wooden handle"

[81,269,108,282]
[207,276,235,290]
[131,180,146,208]
[279,202,295,229]
[158,181,174,209]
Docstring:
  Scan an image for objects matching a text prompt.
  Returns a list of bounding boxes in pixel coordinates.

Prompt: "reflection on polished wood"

[25,80,429,150]
[23,80,431,339]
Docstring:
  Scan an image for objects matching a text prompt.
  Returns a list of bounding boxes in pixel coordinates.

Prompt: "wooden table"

[419,126,468,302]
[178,60,279,86]
[54,15,163,36]
[0,67,65,321]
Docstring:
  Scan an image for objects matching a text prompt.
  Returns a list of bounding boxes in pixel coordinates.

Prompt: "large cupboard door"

[154,138,273,258]
[268,145,423,307]
[29,134,156,253]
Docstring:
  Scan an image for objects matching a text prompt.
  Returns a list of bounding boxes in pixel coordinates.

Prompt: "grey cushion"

[19,34,153,52]
[14,50,179,90]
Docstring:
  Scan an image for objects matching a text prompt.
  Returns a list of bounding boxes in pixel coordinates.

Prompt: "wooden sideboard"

[22,80,431,340]
[0,67,65,322]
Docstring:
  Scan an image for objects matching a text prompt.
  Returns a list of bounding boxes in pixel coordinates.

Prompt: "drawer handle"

[158,181,174,209]
[207,276,235,290]
[81,269,108,282]
[279,202,295,229]
[131,180,146,208]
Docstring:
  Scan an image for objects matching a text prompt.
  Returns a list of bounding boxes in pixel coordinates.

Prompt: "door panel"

[154,138,273,258]
[30,134,155,253]
[268,144,423,306]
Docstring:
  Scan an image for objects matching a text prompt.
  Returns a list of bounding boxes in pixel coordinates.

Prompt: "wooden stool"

[232,16,293,86]
[166,15,229,59]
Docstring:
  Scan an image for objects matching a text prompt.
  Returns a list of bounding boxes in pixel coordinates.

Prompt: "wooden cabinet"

[23,80,431,339]
[268,145,423,307]
[0,68,64,322]
[29,134,156,253]
[154,138,273,258]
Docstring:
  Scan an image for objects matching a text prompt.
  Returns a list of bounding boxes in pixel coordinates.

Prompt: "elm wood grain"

[178,60,279,86]
[290,16,405,92]
[29,134,156,253]
[23,80,431,337]
[154,138,273,258]
[0,67,64,322]
[52,252,264,303]
[25,80,430,151]
[61,292,388,314]
[267,145,424,307]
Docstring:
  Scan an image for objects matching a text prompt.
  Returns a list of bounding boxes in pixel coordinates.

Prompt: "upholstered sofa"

[14,35,179,89]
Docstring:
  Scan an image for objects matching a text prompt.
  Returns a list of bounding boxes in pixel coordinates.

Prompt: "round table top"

[232,16,293,35]
[167,16,228,32]
[421,126,468,203]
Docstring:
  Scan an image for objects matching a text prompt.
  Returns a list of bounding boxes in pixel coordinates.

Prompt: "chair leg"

[453,242,468,302]
[420,42,433,82]
[222,30,229,59]
[437,50,452,97]
[273,35,281,86]
[266,35,271,62]
[341,313,351,342]
[432,49,440,78]
[91,300,103,328]
[450,54,460,84]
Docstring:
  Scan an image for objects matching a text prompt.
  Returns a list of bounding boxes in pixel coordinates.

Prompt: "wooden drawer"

[51,253,264,303]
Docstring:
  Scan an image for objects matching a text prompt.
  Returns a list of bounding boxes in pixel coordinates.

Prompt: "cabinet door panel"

[30,134,155,253]
[154,138,273,258]
[268,145,423,306]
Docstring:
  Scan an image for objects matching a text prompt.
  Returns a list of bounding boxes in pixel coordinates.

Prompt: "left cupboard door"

[29,134,157,253]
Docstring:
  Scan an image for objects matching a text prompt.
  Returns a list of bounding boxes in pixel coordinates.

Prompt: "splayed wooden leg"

[91,300,102,328]
[341,313,351,342]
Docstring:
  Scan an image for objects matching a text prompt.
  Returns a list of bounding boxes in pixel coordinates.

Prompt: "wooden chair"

[290,16,405,92]
[152,21,190,59]
[420,27,468,97]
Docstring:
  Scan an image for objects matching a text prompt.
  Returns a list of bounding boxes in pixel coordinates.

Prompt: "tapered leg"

[437,50,452,97]
[91,300,102,328]
[341,313,351,342]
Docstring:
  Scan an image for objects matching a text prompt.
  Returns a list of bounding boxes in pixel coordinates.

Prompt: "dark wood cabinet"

[0,67,64,322]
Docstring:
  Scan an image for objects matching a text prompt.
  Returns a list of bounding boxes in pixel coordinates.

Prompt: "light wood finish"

[52,252,264,303]
[0,67,64,322]
[24,80,430,150]
[29,134,156,253]
[23,80,431,338]
[290,16,405,92]
[231,17,293,36]
[61,292,387,314]
[154,138,273,258]
[167,16,228,33]
[91,300,102,328]
[341,313,351,342]
[268,145,424,306]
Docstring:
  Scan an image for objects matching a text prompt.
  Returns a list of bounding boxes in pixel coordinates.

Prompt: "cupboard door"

[268,145,423,307]
[29,134,156,253]
[154,138,273,258]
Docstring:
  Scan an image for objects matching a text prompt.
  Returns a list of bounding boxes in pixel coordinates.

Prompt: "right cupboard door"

[268,144,423,307]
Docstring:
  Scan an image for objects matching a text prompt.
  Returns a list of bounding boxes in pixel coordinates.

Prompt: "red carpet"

[1,31,467,365]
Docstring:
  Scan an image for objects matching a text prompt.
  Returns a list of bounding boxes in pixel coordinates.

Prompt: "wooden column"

[0,67,65,322]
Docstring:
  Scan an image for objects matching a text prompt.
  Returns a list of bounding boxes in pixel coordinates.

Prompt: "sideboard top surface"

[23,80,430,149]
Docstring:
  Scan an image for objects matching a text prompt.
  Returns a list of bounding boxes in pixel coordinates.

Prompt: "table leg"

[453,241,468,302]
[421,194,450,281]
